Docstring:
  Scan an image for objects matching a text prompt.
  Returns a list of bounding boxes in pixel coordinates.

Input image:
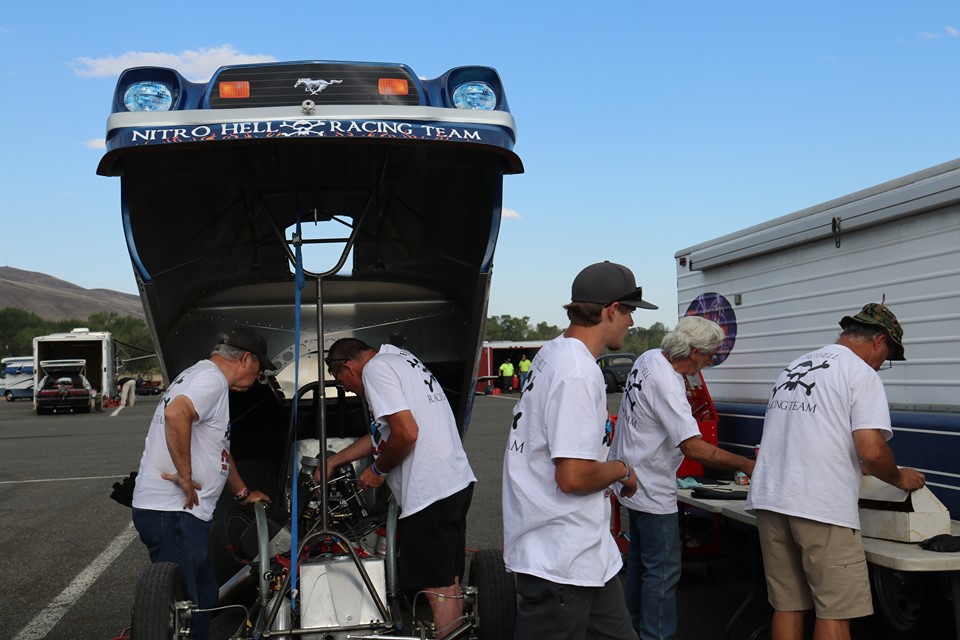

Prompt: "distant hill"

[0,266,144,321]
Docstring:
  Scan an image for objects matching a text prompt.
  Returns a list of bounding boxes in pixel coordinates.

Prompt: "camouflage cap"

[839,303,905,361]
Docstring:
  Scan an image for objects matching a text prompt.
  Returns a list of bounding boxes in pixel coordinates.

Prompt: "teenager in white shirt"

[503,261,656,640]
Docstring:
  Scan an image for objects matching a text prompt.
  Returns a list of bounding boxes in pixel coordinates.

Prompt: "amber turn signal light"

[218,81,250,99]
[378,78,409,95]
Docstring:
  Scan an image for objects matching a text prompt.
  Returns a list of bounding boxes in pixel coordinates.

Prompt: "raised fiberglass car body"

[99,59,523,639]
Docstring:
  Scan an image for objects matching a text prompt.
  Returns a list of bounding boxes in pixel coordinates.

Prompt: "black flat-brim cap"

[570,261,658,309]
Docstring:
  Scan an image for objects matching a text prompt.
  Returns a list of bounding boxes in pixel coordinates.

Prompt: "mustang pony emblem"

[294,78,343,95]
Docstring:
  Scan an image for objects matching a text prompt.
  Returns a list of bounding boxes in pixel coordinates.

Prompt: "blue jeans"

[626,510,681,640]
[132,508,217,640]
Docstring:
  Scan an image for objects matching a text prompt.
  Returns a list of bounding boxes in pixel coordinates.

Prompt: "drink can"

[754,444,761,459]
[376,527,387,555]
[735,471,749,486]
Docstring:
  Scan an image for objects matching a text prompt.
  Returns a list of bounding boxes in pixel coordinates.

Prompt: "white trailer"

[33,328,115,411]
[676,157,960,634]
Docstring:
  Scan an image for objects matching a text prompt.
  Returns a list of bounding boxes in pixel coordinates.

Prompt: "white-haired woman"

[610,315,756,640]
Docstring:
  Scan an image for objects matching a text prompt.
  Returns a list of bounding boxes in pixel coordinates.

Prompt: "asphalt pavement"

[0,394,941,639]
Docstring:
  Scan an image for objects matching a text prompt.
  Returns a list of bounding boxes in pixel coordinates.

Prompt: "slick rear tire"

[469,548,516,640]
[131,562,189,640]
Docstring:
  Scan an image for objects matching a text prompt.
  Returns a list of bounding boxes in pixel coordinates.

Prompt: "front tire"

[5,391,14,402]
[469,549,516,640]
[131,562,190,640]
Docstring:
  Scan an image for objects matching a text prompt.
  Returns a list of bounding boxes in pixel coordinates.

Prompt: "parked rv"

[0,356,34,401]
[676,157,960,634]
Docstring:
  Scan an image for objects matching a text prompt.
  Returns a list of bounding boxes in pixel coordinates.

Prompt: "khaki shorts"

[755,510,873,620]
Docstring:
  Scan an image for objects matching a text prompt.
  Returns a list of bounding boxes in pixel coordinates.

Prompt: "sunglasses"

[324,358,348,379]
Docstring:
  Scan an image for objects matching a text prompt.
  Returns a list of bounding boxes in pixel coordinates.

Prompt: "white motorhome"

[1,356,34,401]
[676,158,960,633]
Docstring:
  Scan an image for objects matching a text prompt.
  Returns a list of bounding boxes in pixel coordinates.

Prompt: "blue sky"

[2,2,959,330]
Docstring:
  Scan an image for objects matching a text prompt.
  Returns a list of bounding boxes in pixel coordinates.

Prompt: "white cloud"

[71,45,276,82]
[502,208,522,220]
[919,26,960,40]
[84,139,105,150]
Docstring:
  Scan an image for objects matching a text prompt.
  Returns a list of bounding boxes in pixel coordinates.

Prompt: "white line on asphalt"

[12,522,139,640]
[0,475,126,485]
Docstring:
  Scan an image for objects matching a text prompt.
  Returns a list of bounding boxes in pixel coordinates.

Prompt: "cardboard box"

[859,475,950,543]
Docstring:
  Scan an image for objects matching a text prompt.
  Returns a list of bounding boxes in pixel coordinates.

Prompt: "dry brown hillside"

[0,266,144,320]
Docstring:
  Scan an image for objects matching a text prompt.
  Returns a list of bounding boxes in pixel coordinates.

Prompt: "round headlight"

[452,81,496,110]
[123,81,174,112]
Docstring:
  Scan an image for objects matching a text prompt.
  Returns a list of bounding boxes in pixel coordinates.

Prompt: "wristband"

[371,460,387,477]
[617,461,631,483]
[234,486,250,501]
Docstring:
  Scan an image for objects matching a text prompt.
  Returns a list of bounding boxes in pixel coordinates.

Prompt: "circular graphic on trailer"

[685,293,738,366]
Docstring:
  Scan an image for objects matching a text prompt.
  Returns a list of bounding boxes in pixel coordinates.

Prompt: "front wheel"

[469,549,516,640]
[5,391,14,402]
[131,562,191,640]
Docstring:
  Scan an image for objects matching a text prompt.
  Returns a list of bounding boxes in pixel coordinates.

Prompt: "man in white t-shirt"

[746,303,926,640]
[132,328,275,640]
[503,261,656,640]
[321,338,476,639]
[610,315,756,640]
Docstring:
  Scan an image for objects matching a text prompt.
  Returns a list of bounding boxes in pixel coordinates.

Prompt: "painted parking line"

[12,522,138,640]
[0,475,127,485]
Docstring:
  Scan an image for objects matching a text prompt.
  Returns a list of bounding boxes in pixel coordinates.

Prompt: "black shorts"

[397,483,474,590]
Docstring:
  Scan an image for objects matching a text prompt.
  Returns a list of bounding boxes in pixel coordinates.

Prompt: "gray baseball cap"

[570,261,658,309]
[219,328,277,371]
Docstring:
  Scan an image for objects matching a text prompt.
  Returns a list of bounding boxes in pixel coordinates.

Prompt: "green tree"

[621,321,669,355]
[485,314,667,353]
[485,314,534,341]
[0,308,156,373]
[529,321,562,340]
[0,308,83,358]
[87,311,157,373]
